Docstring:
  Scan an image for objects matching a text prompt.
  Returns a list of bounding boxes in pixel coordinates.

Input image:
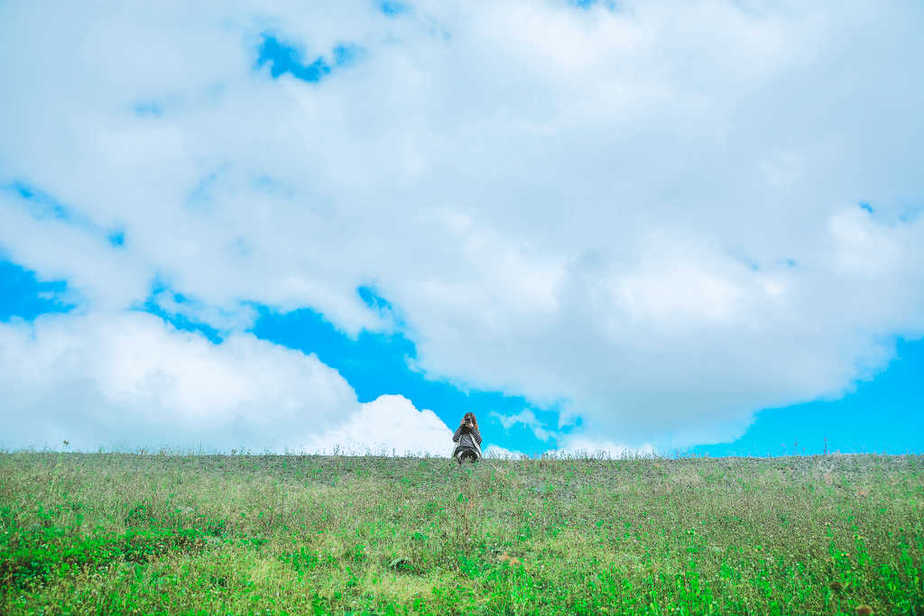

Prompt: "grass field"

[1,452,922,615]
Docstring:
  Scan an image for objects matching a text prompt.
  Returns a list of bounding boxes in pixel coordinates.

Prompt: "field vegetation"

[1,452,922,615]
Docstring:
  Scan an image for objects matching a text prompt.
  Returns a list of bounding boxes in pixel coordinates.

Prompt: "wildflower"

[499,552,523,567]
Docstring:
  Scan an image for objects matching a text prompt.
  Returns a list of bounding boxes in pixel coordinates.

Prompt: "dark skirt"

[452,444,480,463]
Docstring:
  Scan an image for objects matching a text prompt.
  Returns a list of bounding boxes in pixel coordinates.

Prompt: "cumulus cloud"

[0,312,451,453]
[301,394,452,456]
[2,1,924,450]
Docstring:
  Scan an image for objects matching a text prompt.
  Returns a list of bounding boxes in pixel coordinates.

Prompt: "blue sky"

[0,260,74,321]
[688,337,924,458]
[2,257,921,456]
[133,277,568,455]
[1,1,923,455]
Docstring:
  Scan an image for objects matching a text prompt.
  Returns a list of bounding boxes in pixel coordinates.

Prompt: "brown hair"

[463,412,479,431]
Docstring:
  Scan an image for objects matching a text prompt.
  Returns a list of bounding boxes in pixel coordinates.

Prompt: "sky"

[1,1,922,457]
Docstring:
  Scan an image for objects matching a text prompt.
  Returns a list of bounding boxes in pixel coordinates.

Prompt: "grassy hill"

[1,452,922,615]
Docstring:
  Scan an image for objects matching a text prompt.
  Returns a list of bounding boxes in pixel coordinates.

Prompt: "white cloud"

[1,1,924,451]
[0,312,452,453]
[301,394,453,456]
[492,410,554,441]
[151,290,258,336]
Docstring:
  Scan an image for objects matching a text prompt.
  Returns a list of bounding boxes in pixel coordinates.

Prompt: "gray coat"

[452,425,482,459]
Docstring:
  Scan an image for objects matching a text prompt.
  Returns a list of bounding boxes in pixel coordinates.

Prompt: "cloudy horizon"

[2,0,923,457]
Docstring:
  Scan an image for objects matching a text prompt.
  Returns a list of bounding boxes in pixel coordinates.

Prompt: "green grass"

[1,453,922,615]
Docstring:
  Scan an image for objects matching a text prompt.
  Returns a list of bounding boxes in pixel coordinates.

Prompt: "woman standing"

[452,412,482,464]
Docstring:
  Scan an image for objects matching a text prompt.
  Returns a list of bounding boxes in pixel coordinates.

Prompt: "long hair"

[463,412,479,431]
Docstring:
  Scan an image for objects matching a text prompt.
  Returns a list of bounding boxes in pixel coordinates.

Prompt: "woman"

[452,412,482,464]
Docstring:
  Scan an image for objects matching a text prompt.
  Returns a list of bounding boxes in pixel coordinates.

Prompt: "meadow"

[0,452,922,615]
